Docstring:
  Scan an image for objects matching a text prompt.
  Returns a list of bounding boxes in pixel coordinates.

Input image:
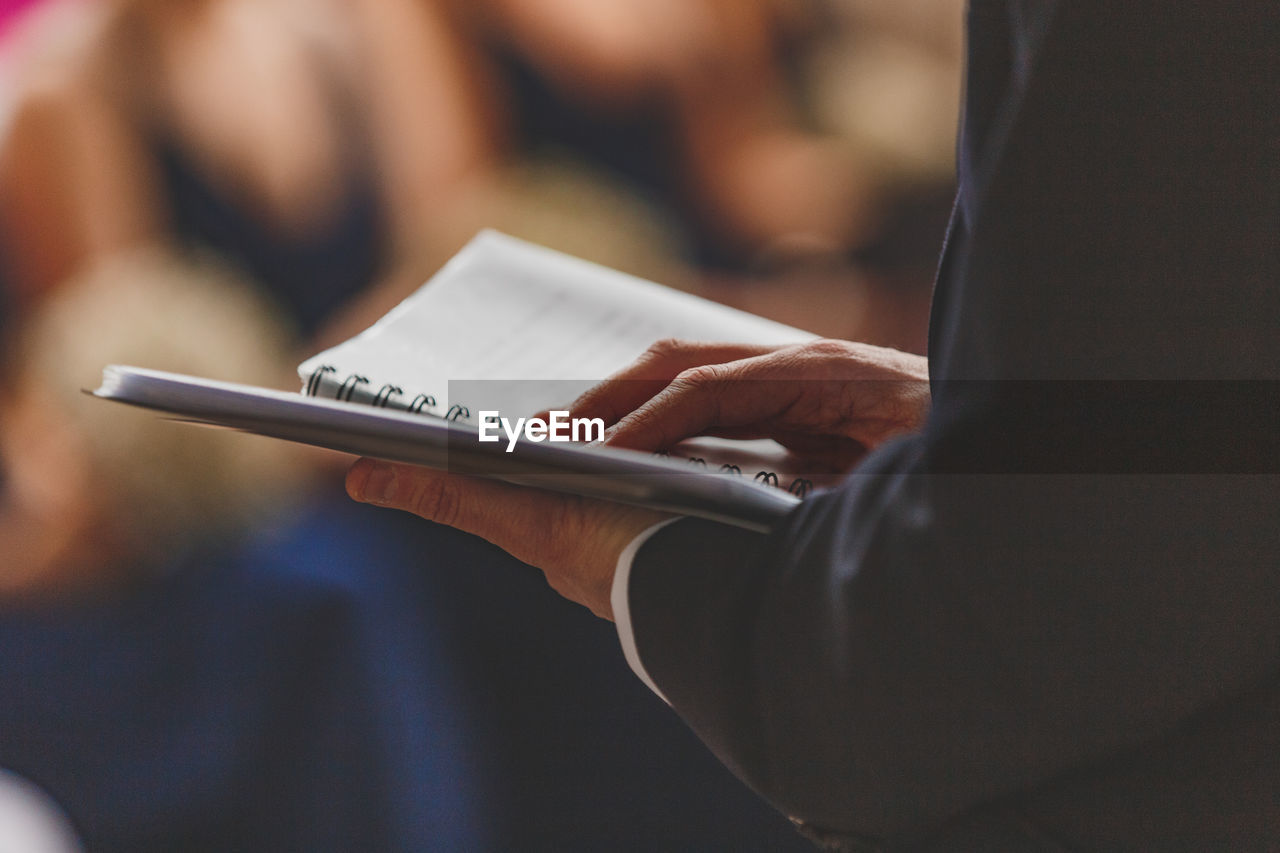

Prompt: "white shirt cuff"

[612,518,681,705]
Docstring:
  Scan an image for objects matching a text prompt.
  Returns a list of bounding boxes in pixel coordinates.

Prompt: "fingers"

[347,457,596,583]
[605,356,801,452]
[345,457,669,620]
[567,339,782,428]
[538,337,928,461]
[347,458,549,546]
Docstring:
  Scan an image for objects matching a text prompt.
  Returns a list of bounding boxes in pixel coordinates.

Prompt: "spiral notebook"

[96,232,821,531]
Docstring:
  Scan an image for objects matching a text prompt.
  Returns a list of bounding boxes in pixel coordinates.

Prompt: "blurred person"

[0,0,503,336]
[0,255,491,850]
[806,0,964,191]
[445,0,960,350]
[0,0,961,342]
[460,0,877,265]
[801,0,963,288]
[0,250,305,601]
[0,0,710,355]
[701,0,963,352]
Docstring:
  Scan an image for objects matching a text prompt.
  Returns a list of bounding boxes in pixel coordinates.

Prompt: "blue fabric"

[0,492,813,851]
[0,497,487,852]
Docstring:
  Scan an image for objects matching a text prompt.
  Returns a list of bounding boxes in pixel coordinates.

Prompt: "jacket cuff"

[611,518,681,704]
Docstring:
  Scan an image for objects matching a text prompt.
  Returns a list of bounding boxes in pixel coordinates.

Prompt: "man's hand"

[346,460,668,620]
[572,338,930,471]
[347,338,928,619]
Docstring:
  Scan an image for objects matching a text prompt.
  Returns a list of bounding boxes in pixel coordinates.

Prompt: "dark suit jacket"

[626,2,1279,849]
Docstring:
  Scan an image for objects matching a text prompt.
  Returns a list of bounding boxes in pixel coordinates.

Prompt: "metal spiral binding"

[302,367,816,497]
[306,365,448,418]
[648,452,810,498]
[373,384,403,408]
[305,364,336,396]
[408,394,437,414]
[337,374,370,402]
[787,478,813,498]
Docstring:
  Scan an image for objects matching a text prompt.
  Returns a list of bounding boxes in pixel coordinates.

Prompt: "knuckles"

[644,337,692,360]
[803,338,857,360]
[673,364,725,388]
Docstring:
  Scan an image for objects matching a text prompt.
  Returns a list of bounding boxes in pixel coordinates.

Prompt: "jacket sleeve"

[626,440,1279,838]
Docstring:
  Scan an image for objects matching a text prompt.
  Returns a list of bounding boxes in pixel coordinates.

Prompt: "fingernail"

[365,463,397,504]
[349,459,396,504]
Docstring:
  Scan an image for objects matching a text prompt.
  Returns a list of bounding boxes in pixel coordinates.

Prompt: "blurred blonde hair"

[13,248,309,559]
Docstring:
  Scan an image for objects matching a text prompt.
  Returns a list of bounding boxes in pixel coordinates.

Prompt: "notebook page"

[298,231,816,416]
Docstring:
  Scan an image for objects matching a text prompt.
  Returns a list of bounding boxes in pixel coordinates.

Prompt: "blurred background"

[0,0,961,849]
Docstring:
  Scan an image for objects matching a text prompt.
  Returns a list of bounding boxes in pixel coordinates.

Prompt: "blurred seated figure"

[0,0,700,349]
[459,0,876,266]
[0,0,958,343]
[805,0,963,197]
[0,0,885,297]
[0,0,503,336]
[801,0,962,281]
[0,257,489,850]
[442,0,959,349]
[0,251,303,601]
[682,0,963,350]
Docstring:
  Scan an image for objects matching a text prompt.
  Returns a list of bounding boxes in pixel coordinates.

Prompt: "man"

[347,2,1278,848]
